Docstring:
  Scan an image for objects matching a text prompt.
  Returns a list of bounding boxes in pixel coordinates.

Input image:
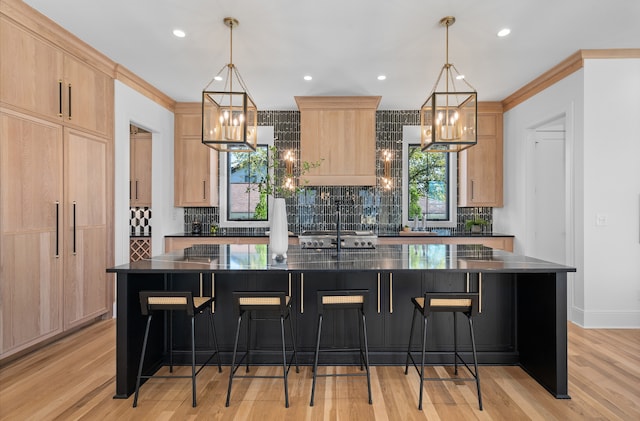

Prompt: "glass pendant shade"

[202,89,257,152]
[420,16,477,153]
[202,17,257,152]
[420,90,477,152]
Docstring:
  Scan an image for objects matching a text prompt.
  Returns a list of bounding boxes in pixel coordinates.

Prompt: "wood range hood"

[295,96,381,186]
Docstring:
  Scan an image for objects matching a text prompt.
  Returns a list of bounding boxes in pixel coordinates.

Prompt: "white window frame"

[402,126,458,228]
[219,126,274,228]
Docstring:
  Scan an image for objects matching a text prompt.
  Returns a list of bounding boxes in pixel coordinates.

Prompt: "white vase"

[269,197,288,260]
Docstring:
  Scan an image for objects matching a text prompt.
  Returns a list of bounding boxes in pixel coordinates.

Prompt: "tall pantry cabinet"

[0,2,113,359]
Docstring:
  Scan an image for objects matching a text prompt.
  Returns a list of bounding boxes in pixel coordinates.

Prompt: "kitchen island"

[107,243,575,400]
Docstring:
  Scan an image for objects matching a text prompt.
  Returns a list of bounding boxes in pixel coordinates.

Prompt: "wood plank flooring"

[1,320,638,420]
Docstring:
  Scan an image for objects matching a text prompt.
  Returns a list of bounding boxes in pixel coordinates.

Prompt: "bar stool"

[310,290,372,406]
[225,291,299,408]
[404,292,482,410]
[133,291,222,408]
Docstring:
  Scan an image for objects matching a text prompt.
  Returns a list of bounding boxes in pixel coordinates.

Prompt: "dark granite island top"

[107,243,576,401]
[108,243,573,274]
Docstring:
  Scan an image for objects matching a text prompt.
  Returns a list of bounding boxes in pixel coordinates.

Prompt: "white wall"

[113,81,182,269]
[495,58,640,328]
[581,59,640,327]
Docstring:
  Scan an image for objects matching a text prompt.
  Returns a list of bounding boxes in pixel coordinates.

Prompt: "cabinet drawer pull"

[72,201,77,255]
[55,201,60,257]
[58,80,63,117]
[67,83,72,120]
[377,273,381,314]
[389,272,393,314]
[300,273,304,314]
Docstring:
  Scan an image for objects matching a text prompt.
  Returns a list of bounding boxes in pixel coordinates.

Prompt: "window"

[219,127,273,228]
[402,126,457,228]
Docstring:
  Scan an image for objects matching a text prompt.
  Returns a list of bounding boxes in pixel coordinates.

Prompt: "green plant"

[465,218,488,231]
[242,146,321,219]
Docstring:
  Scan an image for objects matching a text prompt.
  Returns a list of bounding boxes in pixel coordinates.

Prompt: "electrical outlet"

[596,214,608,226]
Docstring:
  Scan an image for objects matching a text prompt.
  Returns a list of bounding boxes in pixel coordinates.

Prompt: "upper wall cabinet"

[174,103,218,207]
[0,17,113,138]
[295,96,380,186]
[130,130,152,207]
[458,102,504,207]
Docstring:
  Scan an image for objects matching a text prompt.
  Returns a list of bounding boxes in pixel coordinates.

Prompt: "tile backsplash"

[130,207,152,235]
[183,110,493,235]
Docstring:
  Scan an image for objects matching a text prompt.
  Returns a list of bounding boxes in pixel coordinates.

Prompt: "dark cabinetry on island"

[108,244,574,400]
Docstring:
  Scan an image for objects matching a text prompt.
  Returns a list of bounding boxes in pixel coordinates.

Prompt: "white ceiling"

[23,0,640,110]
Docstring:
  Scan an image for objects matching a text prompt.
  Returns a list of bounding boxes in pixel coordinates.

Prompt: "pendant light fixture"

[421,16,477,152]
[202,17,257,152]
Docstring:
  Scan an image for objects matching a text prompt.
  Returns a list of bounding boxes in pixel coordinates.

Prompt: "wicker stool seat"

[310,290,372,406]
[226,291,299,408]
[404,292,482,410]
[133,291,222,408]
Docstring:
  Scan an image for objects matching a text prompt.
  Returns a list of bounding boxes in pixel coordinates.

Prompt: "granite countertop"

[108,243,575,274]
[165,231,514,238]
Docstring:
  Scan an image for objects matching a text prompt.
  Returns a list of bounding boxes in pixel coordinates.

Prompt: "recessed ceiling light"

[456,74,465,80]
[173,29,186,38]
[377,75,387,81]
[214,76,223,81]
[303,75,313,81]
[497,28,511,37]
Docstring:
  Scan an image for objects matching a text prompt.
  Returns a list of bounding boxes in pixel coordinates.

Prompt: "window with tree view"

[226,145,269,221]
[407,145,450,222]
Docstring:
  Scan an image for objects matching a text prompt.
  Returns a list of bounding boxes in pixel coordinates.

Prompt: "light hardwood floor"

[0,320,638,420]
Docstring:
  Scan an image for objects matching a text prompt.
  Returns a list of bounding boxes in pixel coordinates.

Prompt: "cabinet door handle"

[58,80,63,117]
[135,180,139,200]
[202,180,206,200]
[377,273,381,314]
[300,273,304,314]
[67,83,72,120]
[471,180,475,200]
[389,272,393,314]
[72,201,77,255]
[55,201,60,257]
[129,181,132,200]
[479,272,483,313]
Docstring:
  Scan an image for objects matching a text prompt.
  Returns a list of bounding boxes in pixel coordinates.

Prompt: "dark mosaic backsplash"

[183,110,493,235]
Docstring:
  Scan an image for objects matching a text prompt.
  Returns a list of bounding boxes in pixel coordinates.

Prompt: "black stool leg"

[207,308,222,372]
[190,315,196,407]
[362,310,372,405]
[169,311,174,373]
[310,313,323,406]
[133,314,153,408]
[468,315,483,410]
[357,308,364,370]
[280,315,290,408]
[405,306,418,375]
[287,310,299,373]
[246,311,252,373]
[418,314,428,411]
[453,311,458,375]
[226,314,243,407]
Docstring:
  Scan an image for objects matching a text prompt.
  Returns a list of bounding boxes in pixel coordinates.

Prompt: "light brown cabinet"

[174,103,218,207]
[130,131,152,207]
[0,16,113,138]
[0,5,113,359]
[62,128,110,330]
[379,235,513,252]
[458,102,504,207]
[0,110,111,357]
[0,109,64,356]
[295,96,380,186]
